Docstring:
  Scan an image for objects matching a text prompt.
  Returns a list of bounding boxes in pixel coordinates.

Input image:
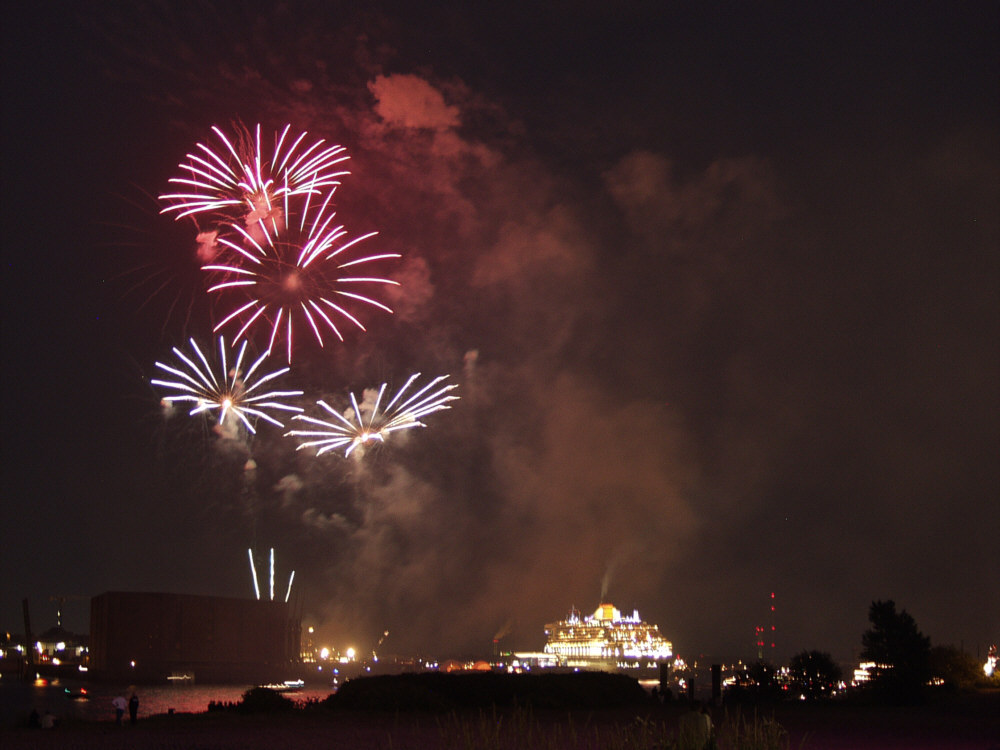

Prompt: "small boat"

[258,679,305,692]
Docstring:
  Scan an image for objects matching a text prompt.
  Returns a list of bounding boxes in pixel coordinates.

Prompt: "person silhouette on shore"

[129,693,139,724]
[112,695,127,725]
[678,701,713,749]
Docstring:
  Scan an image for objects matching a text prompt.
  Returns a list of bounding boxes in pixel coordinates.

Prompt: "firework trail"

[159,123,351,224]
[247,547,295,602]
[151,336,303,434]
[204,186,400,362]
[287,373,459,457]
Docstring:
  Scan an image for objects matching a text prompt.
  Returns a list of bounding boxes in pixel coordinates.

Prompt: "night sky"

[3,2,997,669]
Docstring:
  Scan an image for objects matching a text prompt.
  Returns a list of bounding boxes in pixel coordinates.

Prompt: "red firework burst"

[203,188,400,361]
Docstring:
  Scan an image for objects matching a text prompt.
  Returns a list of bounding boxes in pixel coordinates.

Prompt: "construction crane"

[372,630,389,662]
[49,595,88,628]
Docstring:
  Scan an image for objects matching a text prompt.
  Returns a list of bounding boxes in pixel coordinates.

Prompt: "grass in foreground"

[433,706,797,750]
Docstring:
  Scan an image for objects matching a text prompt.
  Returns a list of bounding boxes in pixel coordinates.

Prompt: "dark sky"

[3,2,997,669]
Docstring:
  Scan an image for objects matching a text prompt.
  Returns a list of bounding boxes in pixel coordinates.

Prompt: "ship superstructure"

[543,603,673,671]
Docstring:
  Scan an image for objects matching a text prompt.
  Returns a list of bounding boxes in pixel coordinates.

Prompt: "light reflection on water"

[0,678,334,725]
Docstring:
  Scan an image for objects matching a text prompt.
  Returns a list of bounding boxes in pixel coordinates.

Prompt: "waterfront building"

[89,591,300,683]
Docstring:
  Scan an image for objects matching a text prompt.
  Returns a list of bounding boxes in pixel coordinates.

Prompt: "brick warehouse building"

[89,591,300,683]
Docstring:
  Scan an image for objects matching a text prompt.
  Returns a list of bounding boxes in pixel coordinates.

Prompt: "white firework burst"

[287,373,459,457]
[151,336,303,434]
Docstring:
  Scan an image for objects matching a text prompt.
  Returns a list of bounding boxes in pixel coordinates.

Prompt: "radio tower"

[754,592,777,661]
[768,592,777,659]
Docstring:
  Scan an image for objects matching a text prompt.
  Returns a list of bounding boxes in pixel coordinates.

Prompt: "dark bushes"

[208,687,297,714]
[328,671,650,712]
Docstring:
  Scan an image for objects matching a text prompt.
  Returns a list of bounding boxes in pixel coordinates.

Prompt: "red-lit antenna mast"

[769,591,777,658]
[754,592,777,661]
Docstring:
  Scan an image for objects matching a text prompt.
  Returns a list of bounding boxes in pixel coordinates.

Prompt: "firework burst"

[151,336,303,434]
[159,123,350,224]
[287,373,459,457]
[204,188,400,362]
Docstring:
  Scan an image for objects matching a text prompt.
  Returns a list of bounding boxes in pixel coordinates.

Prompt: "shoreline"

[4,690,999,750]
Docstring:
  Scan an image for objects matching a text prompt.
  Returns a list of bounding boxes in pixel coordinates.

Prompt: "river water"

[0,677,334,726]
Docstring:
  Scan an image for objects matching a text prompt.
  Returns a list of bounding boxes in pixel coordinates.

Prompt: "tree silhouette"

[789,650,842,699]
[861,599,931,701]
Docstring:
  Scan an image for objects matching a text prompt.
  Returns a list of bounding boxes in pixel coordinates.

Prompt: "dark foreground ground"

[3,675,998,749]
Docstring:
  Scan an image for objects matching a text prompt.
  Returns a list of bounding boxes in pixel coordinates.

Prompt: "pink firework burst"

[159,123,350,224]
[204,188,400,362]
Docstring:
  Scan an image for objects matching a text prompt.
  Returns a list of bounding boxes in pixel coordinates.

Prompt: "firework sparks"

[159,123,350,223]
[204,188,400,362]
[287,373,459,457]
[151,336,303,434]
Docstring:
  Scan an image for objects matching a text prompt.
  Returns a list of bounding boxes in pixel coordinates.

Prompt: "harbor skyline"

[3,2,997,667]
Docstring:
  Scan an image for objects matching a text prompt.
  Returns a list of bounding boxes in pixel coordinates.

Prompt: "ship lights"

[543,603,673,668]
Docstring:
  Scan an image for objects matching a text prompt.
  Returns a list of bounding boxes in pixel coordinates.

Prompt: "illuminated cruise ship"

[542,603,673,672]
